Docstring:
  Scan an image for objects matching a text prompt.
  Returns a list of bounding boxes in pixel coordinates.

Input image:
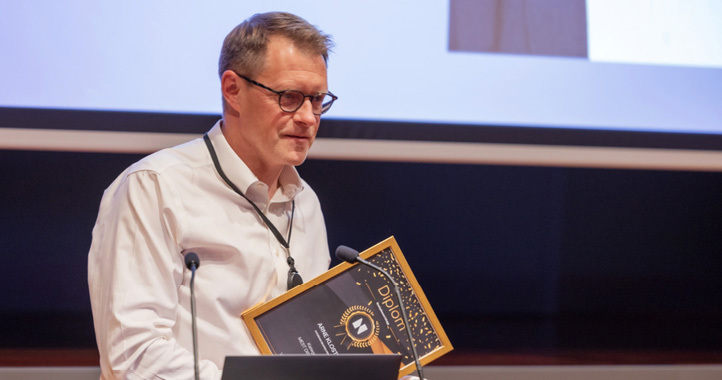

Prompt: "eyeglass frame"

[232,71,338,115]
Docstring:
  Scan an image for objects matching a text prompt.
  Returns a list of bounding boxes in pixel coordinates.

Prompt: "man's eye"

[281,92,302,104]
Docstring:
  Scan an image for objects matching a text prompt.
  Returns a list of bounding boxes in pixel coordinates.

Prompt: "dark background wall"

[2,143,721,352]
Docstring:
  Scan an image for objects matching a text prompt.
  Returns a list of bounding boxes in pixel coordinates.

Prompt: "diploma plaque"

[241,236,453,377]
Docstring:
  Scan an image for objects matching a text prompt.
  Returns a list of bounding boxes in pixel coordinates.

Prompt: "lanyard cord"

[203,133,298,273]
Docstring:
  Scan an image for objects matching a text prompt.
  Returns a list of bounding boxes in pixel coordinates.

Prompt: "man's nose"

[294,98,317,126]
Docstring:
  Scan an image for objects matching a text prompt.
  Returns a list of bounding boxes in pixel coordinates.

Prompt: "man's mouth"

[284,134,310,140]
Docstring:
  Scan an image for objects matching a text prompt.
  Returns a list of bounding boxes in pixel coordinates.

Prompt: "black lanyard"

[203,133,302,289]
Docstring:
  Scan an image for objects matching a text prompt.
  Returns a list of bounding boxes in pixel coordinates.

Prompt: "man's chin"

[283,152,309,167]
[277,140,312,166]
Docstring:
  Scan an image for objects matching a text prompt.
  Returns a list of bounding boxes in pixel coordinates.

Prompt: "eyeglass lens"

[279,91,334,115]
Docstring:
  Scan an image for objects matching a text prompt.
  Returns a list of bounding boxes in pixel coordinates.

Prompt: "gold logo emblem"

[337,305,380,348]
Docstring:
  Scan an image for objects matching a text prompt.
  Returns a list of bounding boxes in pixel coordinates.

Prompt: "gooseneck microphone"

[184,252,201,380]
[335,245,425,380]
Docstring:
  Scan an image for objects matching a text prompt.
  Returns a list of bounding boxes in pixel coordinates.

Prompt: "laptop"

[221,354,402,380]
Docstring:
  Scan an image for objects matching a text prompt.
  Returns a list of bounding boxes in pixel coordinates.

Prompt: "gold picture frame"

[242,236,453,377]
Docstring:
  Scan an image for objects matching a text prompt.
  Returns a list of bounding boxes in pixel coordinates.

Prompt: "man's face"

[232,36,328,176]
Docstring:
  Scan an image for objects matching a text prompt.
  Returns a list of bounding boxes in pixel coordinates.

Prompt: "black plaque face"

[243,237,453,377]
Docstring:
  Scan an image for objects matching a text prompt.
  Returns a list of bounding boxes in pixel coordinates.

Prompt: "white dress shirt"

[88,121,330,379]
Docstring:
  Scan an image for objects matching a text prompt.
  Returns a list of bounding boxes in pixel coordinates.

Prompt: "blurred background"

[1,0,721,367]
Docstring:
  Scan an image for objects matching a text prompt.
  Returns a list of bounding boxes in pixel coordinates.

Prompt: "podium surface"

[221,354,402,380]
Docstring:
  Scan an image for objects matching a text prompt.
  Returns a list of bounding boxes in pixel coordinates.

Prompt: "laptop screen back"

[221,354,402,380]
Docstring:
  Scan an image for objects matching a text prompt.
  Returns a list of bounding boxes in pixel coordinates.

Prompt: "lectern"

[221,354,402,380]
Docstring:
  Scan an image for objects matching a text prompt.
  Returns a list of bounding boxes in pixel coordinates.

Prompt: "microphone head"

[335,245,360,263]
[184,252,200,270]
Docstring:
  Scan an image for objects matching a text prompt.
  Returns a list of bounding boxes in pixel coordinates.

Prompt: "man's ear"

[221,70,242,112]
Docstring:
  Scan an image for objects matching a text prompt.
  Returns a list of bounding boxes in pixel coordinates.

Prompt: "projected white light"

[588,0,722,68]
[0,1,721,135]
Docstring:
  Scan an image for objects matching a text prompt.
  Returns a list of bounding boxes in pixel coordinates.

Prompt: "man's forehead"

[257,36,328,87]
[264,35,325,64]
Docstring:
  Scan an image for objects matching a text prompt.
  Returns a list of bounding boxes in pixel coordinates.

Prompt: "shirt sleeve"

[88,170,221,380]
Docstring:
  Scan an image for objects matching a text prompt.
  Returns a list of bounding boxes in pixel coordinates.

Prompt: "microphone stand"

[185,252,201,380]
[355,256,425,380]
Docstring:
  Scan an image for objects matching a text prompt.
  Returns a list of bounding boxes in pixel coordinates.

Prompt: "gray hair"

[218,12,334,78]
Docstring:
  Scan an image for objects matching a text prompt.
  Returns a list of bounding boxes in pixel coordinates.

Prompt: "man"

[88,12,336,379]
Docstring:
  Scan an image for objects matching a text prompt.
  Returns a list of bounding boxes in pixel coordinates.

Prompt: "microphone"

[184,252,201,380]
[335,245,360,263]
[185,252,200,270]
[335,245,425,380]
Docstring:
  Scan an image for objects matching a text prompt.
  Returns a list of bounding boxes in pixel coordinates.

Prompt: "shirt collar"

[207,120,304,204]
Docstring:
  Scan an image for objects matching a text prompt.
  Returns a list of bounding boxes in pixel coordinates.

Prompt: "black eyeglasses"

[234,71,338,115]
